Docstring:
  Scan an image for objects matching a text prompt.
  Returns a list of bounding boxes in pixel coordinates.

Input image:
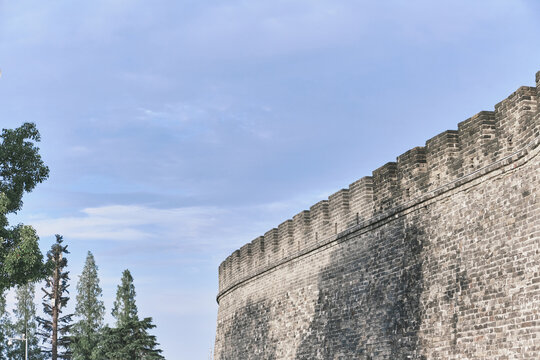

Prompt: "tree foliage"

[8,283,45,360]
[95,270,164,359]
[0,122,49,214]
[0,224,46,292]
[0,291,11,357]
[95,318,164,360]
[112,269,138,327]
[71,251,105,360]
[37,235,73,360]
[0,123,49,292]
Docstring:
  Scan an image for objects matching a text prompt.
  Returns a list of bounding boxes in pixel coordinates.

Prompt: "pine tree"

[94,269,164,359]
[71,251,105,360]
[112,269,138,327]
[8,283,45,360]
[37,235,73,360]
[96,318,164,360]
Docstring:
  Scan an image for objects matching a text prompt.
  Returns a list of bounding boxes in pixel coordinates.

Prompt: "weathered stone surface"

[214,71,540,359]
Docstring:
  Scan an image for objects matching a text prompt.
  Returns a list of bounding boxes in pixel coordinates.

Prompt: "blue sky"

[1,1,539,358]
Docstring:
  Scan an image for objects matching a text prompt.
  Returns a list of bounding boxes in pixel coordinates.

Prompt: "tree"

[112,269,138,327]
[0,123,49,214]
[0,122,49,291]
[0,291,12,358]
[0,224,46,292]
[37,235,73,360]
[71,251,105,360]
[8,283,45,360]
[94,270,164,359]
[95,318,164,360]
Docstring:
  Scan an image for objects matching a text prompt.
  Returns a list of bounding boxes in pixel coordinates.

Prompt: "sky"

[0,1,539,359]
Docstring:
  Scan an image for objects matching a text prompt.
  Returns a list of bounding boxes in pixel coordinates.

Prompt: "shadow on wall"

[221,299,277,360]
[296,217,426,360]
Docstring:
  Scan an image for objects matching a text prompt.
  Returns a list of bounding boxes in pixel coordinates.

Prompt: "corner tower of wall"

[217,71,540,301]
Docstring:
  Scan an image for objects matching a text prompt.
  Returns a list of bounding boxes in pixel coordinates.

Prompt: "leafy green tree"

[0,122,49,291]
[71,251,105,360]
[94,270,164,359]
[0,123,49,214]
[0,224,46,292]
[37,235,73,360]
[8,283,45,360]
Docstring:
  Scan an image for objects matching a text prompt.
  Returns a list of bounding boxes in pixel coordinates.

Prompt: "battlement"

[217,71,540,300]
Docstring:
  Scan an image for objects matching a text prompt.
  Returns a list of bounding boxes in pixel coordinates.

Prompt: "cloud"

[135,103,214,126]
[22,185,328,259]
[29,204,226,243]
[134,101,277,142]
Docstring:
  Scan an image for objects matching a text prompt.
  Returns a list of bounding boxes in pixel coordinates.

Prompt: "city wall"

[214,71,540,359]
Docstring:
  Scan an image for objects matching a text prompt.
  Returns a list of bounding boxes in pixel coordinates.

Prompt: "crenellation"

[239,243,252,278]
[218,262,225,292]
[536,71,540,95]
[250,236,265,269]
[495,86,538,156]
[457,111,497,173]
[309,200,330,244]
[231,250,241,285]
[215,70,540,359]
[264,228,279,265]
[372,162,399,213]
[226,256,234,290]
[536,74,540,141]
[278,219,294,257]
[328,189,350,235]
[292,210,311,249]
[348,176,374,225]
[425,130,460,190]
[397,146,428,201]
[220,256,232,291]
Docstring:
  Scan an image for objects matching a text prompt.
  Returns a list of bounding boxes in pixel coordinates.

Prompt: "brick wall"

[214,71,540,359]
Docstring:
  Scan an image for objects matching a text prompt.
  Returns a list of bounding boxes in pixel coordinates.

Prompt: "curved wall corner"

[214,71,540,360]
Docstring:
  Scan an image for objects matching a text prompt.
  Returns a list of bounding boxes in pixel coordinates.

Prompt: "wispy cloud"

[30,205,225,243]
[136,101,277,140]
[24,187,326,256]
[2,1,539,358]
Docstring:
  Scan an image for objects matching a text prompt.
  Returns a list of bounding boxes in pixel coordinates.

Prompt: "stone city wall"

[214,71,540,359]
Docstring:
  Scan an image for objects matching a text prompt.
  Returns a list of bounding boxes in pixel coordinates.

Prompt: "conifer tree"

[8,283,45,360]
[0,291,11,357]
[71,251,105,360]
[94,269,164,359]
[96,318,164,360]
[37,235,73,360]
[112,269,138,327]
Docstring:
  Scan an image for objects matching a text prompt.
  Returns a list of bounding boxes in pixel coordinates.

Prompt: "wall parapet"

[217,71,540,303]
